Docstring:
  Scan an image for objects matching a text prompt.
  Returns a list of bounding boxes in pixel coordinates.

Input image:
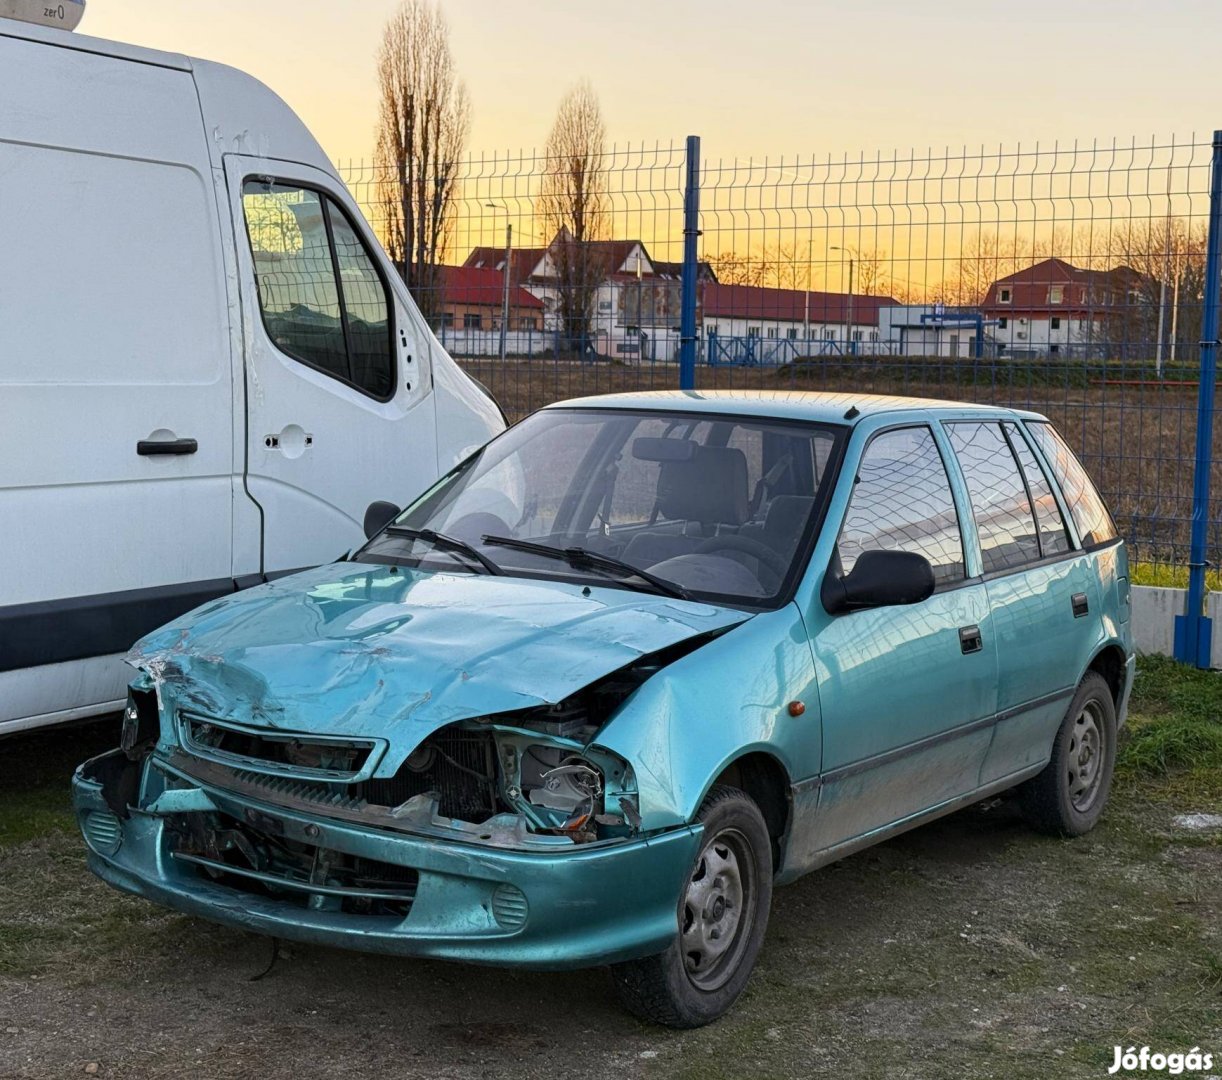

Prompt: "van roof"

[0,14,190,70]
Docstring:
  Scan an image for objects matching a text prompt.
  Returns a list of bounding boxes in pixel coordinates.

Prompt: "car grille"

[357,728,500,822]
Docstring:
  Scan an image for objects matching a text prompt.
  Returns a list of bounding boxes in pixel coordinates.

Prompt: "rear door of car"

[808,422,998,854]
[942,419,1100,785]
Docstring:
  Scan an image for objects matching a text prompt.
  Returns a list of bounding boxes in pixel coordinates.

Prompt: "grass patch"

[1129,563,1222,589]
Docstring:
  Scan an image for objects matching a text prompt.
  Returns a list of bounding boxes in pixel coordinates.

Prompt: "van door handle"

[1072,592,1089,618]
[959,625,983,654]
[137,437,198,456]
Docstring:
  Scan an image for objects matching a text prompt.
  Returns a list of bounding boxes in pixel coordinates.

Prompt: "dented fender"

[595,602,821,832]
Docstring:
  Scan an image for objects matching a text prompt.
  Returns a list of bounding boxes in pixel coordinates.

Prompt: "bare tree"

[853,249,889,297]
[708,249,771,288]
[374,0,470,322]
[539,81,609,351]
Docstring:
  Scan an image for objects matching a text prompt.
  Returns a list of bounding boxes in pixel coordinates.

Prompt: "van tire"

[1020,672,1116,837]
[608,785,772,1028]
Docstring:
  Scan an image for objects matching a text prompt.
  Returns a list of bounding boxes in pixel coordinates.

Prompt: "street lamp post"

[832,245,856,355]
[485,203,512,363]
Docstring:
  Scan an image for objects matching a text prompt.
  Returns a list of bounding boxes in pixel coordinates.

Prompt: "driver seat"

[621,445,750,568]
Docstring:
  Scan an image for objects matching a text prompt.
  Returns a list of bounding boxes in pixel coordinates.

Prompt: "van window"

[837,426,965,585]
[1026,422,1118,548]
[946,422,1040,573]
[241,180,394,399]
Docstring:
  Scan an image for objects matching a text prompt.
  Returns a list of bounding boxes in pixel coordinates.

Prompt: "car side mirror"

[822,549,936,614]
[363,500,400,540]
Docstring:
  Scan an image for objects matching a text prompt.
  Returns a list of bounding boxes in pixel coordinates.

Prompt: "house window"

[464,313,482,329]
[518,316,539,331]
[1050,344,1060,354]
[998,288,1012,303]
[824,329,835,340]
[787,328,798,339]
[997,317,1008,330]
[747,326,760,338]
[852,330,863,341]
[869,330,879,342]
[1049,286,1064,304]
[1050,317,1062,330]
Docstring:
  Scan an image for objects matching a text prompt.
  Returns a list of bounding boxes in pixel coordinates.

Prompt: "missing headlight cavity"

[357,727,499,821]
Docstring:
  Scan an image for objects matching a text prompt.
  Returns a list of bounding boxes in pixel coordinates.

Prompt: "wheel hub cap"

[681,830,753,990]
[1067,701,1106,812]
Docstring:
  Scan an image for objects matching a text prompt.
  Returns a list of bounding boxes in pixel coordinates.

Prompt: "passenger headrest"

[656,445,750,526]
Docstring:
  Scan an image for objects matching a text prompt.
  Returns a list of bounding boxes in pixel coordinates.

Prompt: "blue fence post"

[1174,129,1222,667]
[679,134,701,390]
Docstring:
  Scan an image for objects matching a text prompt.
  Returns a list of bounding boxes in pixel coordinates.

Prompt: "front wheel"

[1020,671,1117,836]
[609,785,773,1028]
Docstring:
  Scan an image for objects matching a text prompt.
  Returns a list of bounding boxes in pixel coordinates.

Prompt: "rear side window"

[946,422,1040,573]
[1026,422,1118,548]
[838,426,965,585]
[241,180,394,399]
[1003,422,1071,557]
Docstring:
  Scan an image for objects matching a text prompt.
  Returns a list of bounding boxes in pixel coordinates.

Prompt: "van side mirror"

[363,500,401,540]
[822,549,936,614]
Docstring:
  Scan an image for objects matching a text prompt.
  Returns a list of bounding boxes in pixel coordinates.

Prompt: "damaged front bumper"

[73,748,699,970]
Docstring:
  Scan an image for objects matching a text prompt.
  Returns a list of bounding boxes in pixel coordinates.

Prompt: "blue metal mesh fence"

[339,134,1220,578]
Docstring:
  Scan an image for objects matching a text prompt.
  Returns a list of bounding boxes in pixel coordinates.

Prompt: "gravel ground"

[1,667,1220,1080]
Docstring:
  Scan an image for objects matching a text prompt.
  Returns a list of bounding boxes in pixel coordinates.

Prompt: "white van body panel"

[0,19,505,734]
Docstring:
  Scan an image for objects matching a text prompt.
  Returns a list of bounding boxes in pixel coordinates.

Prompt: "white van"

[0,14,506,734]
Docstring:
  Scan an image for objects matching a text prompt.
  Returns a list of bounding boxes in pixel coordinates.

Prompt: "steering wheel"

[694,534,789,586]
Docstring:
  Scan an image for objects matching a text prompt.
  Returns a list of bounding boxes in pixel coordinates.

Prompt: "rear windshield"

[1025,421,1118,548]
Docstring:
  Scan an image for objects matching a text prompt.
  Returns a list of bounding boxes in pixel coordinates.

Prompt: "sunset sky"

[83,0,1218,167]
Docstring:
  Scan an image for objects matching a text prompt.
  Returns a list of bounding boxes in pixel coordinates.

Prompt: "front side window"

[837,426,964,586]
[946,422,1040,573]
[359,409,845,607]
[1026,422,1118,548]
[241,180,393,399]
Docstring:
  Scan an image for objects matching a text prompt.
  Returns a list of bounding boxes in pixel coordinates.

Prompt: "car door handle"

[1072,592,1089,618]
[959,625,983,654]
[137,437,198,456]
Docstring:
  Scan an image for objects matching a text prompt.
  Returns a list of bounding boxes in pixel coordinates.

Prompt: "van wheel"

[1020,672,1116,837]
[608,785,772,1028]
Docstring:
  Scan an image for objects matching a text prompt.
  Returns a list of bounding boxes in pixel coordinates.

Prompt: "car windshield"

[358,407,845,607]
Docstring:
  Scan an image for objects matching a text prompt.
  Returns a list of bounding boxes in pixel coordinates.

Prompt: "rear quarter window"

[1026,422,1118,548]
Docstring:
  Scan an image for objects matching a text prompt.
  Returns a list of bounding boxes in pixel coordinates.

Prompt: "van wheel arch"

[708,752,791,870]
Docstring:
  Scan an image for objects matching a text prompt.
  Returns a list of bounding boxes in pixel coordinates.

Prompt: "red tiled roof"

[462,247,547,283]
[437,265,543,309]
[981,258,1144,315]
[700,282,897,326]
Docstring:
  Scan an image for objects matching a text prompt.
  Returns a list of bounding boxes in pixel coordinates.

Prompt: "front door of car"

[945,420,1106,785]
[807,424,998,855]
[224,156,438,577]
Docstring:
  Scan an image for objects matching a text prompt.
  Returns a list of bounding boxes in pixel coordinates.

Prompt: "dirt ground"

[1,661,1220,1080]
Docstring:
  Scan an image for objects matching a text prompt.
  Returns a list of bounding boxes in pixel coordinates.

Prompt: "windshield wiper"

[481,535,690,600]
[384,526,502,575]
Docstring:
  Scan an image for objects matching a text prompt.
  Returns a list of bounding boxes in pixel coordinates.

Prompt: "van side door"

[223,157,438,577]
[943,420,1100,785]
[806,424,997,858]
[0,37,233,725]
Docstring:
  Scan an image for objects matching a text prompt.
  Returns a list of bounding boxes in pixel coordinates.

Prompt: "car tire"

[1019,671,1117,837]
[608,784,773,1028]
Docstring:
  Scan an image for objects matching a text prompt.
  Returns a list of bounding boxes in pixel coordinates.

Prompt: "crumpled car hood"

[131,562,750,768]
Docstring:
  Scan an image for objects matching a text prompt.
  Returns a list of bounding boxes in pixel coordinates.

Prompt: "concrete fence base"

[1131,585,1222,668]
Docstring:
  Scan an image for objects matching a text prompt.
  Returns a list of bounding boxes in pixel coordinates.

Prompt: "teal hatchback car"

[74,391,1133,1027]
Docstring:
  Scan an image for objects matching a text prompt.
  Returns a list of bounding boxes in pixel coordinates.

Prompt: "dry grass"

[461,356,1219,570]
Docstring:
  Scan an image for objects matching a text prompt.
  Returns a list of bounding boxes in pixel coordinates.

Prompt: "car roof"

[547,389,1046,425]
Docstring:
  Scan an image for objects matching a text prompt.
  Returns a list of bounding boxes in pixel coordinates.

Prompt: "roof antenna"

[843,405,860,420]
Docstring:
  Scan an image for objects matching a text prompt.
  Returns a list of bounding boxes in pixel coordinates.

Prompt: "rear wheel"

[609,785,772,1028]
[1020,671,1116,836]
